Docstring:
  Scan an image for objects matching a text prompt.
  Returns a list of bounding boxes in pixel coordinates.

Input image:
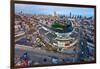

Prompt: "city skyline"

[15,4,94,17]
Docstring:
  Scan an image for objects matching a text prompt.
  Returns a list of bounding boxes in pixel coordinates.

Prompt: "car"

[50,56,61,64]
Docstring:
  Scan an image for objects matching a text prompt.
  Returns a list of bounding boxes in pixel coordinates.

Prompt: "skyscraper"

[70,12,71,18]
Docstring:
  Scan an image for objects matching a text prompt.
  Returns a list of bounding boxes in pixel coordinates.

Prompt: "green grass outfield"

[51,21,65,29]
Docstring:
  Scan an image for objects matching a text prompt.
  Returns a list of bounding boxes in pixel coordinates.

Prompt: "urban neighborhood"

[14,4,95,67]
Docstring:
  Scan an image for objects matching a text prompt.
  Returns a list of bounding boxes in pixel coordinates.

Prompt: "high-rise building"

[70,12,72,18]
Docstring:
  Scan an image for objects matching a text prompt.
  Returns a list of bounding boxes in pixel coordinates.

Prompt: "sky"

[15,3,94,17]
